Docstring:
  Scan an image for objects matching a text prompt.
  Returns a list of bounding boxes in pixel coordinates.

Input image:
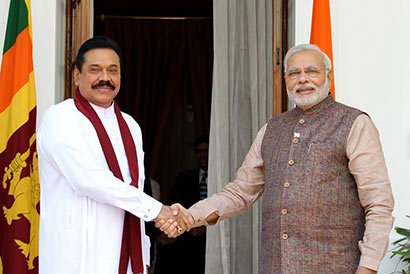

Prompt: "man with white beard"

[159,44,395,274]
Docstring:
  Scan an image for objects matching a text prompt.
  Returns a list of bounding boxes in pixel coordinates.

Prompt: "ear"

[73,66,80,86]
[327,69,333,86]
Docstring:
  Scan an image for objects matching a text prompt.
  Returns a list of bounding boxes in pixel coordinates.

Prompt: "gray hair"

[284,44,332,73]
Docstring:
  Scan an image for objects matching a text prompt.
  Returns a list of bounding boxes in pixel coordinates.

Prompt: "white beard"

[287,79,330,110]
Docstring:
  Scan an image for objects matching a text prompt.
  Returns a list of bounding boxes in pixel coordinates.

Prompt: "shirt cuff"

[359,255,380,272]
[188,201,220,227]
[139,193,163,221]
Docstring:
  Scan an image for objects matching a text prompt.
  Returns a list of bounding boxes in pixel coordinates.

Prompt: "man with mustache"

[37,36,190,274]
[159,44,394,274]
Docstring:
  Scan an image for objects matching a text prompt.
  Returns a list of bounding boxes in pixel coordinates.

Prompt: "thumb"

[170,203,180,216]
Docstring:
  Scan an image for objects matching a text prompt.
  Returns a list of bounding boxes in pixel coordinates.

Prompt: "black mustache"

[91,81,115,90]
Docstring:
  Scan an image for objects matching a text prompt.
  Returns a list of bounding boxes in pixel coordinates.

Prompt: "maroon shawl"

[74,88,143,274]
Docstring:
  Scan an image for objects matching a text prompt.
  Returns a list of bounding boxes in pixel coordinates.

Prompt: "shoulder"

[40,99,78,130]
[333,101,366,117]
[41,99,79,124]
[351,114,378,133]
[38,99,97,140]
[38,99,85,148]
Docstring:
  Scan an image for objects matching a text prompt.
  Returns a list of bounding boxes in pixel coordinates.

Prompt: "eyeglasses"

[285,68,323,80]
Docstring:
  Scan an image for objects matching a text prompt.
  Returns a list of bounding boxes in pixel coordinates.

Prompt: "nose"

[297,71,309,83]
[99,69,110,81]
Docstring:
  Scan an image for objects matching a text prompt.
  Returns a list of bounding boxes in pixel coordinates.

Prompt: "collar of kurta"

[89,100,116,119]
[74,88,144,274]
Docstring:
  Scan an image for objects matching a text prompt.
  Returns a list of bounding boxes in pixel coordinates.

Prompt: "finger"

[154,219,165,228]
[158,219,174,232]
[167,230,179,238]
[170,203,182,215]
[178,214,190,231]
[176,218,187,231]
[182,214,195,231]
[179,216,190,231]
[164,221,178,235]
[171,203,190,230]
[170,224,187,238]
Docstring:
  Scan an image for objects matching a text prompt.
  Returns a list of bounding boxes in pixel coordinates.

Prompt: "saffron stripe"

[0,72,36,154]
[0,27,33,113]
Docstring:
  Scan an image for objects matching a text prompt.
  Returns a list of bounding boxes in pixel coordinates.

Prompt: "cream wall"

[295,0,409,272]
[0,0,65,126]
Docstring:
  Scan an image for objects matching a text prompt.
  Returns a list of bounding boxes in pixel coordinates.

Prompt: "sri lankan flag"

[0,0,40,273]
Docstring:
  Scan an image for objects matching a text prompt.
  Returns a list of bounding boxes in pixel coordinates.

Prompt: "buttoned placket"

[95,105,133,185]
[281,115,307,243]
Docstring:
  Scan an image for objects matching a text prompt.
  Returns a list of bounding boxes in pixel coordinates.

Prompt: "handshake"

[154,203,195,238]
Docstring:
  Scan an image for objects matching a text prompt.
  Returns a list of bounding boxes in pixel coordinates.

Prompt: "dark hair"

[194,135,209,151]
[75,36,122,72]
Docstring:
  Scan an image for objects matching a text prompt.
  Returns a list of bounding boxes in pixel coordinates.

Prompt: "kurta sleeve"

[38,107,162,222]
[189,124,267,226]
[346,114,395,271]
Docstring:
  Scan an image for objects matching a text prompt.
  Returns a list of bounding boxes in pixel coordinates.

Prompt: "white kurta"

[37,99,162,274]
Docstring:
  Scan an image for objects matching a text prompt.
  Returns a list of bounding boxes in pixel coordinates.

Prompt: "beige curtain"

[206,0,273,273]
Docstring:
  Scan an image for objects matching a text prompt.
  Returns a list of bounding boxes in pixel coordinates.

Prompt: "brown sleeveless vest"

[260,95,365,274]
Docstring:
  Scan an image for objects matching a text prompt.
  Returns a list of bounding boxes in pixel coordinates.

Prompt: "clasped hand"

[154,203,194,238]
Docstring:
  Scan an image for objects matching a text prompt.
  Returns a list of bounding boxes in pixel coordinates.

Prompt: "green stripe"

[2,0,28,54]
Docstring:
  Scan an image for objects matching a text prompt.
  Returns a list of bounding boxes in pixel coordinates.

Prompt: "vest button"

[292,138,299,144]
[299,119,306,124]
[288,160,294,166]
[282,209,288,215]
[282,233,288,240]
[284,182,290,188]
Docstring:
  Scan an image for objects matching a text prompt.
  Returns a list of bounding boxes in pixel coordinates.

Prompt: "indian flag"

[0,0,39,273]
[310,0,335,98]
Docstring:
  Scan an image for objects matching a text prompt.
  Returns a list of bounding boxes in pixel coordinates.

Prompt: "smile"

[296,87,315,95]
